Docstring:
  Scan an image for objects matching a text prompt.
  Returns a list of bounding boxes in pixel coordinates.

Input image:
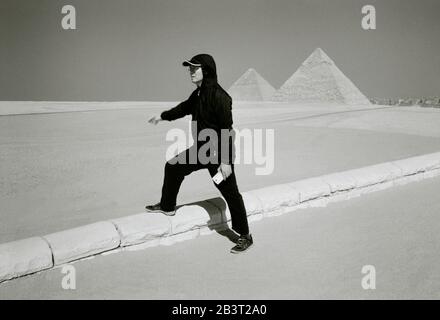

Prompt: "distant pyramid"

[228,68,276,101]
[272,48,371,105]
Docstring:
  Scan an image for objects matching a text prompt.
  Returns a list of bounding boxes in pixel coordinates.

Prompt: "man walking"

[146,54,253,253]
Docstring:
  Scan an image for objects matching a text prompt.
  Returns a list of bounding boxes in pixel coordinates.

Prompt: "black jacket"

[161,54,235,164]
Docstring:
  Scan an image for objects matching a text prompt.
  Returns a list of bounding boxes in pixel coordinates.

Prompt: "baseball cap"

[182,57,202,67]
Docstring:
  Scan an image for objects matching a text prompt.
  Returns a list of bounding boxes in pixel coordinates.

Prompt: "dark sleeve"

[160,95,193,121]
[215,94,234,164]
[215,94,233,129]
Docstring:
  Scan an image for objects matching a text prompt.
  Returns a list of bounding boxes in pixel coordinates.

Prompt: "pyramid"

[272,48,371,105]
[228,68,276,101]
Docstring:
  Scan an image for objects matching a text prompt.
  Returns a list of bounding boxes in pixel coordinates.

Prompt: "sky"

[1,0,439,101]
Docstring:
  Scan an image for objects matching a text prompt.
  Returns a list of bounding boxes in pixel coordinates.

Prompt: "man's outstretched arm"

[148,95,194,125]
[160,99,192,121]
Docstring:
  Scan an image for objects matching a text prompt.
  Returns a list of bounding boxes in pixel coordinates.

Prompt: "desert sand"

[2,102,440,244]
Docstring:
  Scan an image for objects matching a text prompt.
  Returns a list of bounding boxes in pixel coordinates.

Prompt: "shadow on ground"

[179,197,240,244]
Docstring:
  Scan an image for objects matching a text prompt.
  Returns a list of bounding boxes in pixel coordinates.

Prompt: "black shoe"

[145,203,176,216]
[230,234,253,254]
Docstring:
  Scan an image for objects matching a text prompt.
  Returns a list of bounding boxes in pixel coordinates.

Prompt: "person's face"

[189,65,203,84]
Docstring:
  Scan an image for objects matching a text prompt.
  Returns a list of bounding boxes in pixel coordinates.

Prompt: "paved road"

[1,174,440,299]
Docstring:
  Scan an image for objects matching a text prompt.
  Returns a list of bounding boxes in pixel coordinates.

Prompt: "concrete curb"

[43,222,121,266]
[111,213,171,247]
[1,151,440,283]
[0,237,53,282]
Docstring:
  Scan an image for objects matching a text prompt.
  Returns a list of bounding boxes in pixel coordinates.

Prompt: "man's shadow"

[176,197,239,244]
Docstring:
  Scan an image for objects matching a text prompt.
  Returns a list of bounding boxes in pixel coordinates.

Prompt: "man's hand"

[218,163,232,180]
[148,115,162,125]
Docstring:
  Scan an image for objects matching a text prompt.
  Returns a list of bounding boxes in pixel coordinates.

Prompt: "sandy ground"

[0,101,175,116]
[1,173,440,299]
[2,102,440,243]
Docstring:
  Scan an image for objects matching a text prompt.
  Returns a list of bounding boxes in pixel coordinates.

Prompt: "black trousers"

[160,147,249,235]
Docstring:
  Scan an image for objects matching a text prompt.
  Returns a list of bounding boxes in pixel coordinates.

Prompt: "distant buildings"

[369,97,440,107]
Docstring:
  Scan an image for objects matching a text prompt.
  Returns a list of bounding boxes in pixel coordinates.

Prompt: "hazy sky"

[1,0,439,101]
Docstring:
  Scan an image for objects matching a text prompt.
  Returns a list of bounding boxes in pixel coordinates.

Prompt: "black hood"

[183,53,218,88]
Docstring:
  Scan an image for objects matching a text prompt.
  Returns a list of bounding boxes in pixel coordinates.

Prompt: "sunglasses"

[188,65,201,72]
